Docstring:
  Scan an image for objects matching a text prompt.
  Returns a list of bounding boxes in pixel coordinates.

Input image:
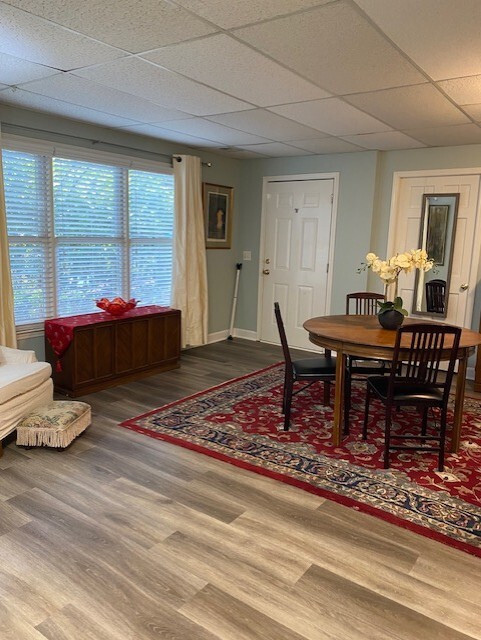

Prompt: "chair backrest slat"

[346,292,385,315]
[389,323,461,399]
[425,279,446,314]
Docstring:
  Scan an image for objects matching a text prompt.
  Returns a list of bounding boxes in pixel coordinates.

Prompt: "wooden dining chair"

[274,302,337,431]
[344,292,388,434]
[362,323,461,471]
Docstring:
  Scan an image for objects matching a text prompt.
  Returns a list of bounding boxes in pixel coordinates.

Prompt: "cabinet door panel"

[132,319,150,369]
[115,321,133,373]
[149,313,181,364]
[75,325,114,383]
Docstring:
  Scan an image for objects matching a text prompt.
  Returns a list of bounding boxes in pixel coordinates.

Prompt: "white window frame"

[2,134,174,338]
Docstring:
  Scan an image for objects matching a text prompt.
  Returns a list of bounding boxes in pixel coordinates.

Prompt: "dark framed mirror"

[412,193,459,318]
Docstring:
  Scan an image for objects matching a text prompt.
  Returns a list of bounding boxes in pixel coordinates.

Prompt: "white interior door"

[259,178,334,350]
[390,173,481,328]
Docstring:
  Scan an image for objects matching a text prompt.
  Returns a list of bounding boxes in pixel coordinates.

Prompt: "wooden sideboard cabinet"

[45,306,181,396]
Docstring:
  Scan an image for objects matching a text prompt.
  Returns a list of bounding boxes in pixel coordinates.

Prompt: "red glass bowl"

[95,297,138,316]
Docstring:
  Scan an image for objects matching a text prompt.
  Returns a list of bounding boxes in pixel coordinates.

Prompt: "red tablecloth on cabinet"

[45,305,171,371]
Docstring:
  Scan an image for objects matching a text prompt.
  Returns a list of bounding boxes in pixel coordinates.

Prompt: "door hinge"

[330,193,334,203]
[326,263,329,273]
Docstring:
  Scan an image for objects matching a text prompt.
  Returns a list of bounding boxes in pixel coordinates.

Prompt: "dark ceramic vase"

[378,309,404,330]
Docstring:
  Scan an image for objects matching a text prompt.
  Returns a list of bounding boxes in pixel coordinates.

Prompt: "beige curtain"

[172,155,208,348]
[0,126,17,347]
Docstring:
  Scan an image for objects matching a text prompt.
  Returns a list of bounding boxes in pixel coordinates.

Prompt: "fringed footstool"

[16,401,91,449]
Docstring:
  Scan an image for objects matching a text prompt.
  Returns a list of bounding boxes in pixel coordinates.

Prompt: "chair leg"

[421,408,428,444]
[362,386,371,440]
[282,370,289,414]
[438,409,447,472]
[383,405,393,469]
[283,377,293,431]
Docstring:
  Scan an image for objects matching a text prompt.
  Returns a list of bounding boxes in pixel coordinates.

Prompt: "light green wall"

[235,151,380,332]
[235,144,481,336]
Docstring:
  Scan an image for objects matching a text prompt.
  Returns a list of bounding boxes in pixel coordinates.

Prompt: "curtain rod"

[1,123,213,166]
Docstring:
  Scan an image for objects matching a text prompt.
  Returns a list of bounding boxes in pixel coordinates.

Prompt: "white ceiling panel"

[0,87,138,127]
[438,76,481,106]
[0,52,59,85]
[341,131,426,151]
[238,142,315,156]
[235,2,425,95]
[117,123,222,147]
[174,0,329,29]
[214,147,270,159]
[17,74,191,123]
[353,0,481,80]
[207,109,326,142]
[0,0,480,156]
[462,104,481,122]
[286,137,364,154]
[345,85,470,130]
[0,3,124,69]
[157,118,271,146]
[74,58,253,116]
[402,124,481,147]
[270,99,392,136]
[143,34,330,107]
[3,0,217,53]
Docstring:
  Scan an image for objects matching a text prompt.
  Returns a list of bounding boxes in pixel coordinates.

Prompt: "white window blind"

[2,147,174,326]
[129,169,174,306]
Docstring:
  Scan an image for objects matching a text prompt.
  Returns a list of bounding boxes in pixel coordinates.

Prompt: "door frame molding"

[389,167,481,332]
[257,172,340,341]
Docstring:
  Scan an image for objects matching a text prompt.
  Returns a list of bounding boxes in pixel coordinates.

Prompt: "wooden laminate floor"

[1,339,481,639]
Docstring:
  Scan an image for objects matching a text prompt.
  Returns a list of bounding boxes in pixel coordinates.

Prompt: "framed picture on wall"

[203,183,233,249]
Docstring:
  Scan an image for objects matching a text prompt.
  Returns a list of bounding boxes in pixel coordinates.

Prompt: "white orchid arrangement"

[360,249,434,316]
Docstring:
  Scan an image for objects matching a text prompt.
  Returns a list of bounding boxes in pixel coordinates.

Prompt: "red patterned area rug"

[120,363,481,557]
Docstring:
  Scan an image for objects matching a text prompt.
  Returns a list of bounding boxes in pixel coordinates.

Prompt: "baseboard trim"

[207,328,258,344]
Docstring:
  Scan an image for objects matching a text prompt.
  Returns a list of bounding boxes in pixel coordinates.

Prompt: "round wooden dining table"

[303,314,481,452]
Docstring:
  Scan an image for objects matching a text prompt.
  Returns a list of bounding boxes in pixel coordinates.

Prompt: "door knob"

[263,269,270,275]
[461,283,469,291]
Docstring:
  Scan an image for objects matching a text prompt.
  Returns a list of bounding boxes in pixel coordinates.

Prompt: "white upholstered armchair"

[0,345,53,455]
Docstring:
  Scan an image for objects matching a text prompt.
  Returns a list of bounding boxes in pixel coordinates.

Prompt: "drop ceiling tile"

[235,2,424,95]
[213,147,269,159]
[463,104,481,122]
[207,109,327,141]
[287,137,364,154]
[341,131,426,150]
[116,123,221,146]
[0,52,60,85]
[238,142,314,157]
[403,124,481,147]
[354,0,481,80]
[158,118,271,145]
[438,76,481,106]
[175,0,329,29]
[18,74,190,123]
[346,85,469,129]
[0,88,138,127]
[0,3,124,69]
[143,34,329,108]
[74,58,253,116]
[4,0,217,53]
[270,98,391,136]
